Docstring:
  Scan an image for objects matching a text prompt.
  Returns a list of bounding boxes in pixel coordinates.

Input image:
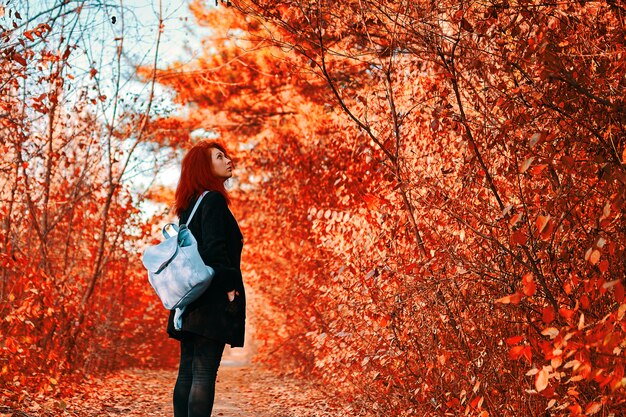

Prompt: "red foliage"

[0,3,177,408]
[144,0,626,415]
[3,0,625,415]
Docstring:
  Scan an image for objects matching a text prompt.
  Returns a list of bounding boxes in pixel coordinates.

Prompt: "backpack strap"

[186,191,209,225]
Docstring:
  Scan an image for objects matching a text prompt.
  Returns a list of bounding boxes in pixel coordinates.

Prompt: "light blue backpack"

[142,191,215,330]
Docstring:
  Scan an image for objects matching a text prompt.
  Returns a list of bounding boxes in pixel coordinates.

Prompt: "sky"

[118,0,211,67]
[113,0,213,189]
[3,1,221,212]
[85,0,213,191]
[113,0,215,207]
[6,1,216,216]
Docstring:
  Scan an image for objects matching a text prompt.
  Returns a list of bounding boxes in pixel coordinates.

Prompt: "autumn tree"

[0,1,180,407]
[143,0,626,415]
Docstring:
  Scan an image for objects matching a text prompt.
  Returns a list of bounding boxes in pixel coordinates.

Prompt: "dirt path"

[2,336,363,417]
[63,365,350,417]
[5,355,357,417]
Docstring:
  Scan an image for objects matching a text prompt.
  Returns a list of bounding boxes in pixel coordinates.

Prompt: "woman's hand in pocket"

[226,290,240,314]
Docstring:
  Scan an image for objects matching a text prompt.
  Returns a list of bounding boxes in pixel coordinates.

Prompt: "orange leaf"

[511,230,527,245]
[535,215,550,233]
[509,213,522,227]
[378,314,391,327]
[505,335,524,345]
[508,345,532,363]
[584,402,602,415]
[580,295,590,309]
[563,280,573,294]
[522,349,532,364]
[540,219,554,240]
[529,164,548,176]
[469,395,481,409]
[496,292,523,305]
[542,307,555,324]
[535,367,549,392]
[4,337,18,353]
[12,52,27,66]
[520,157,534,173]
[522,273,536,296]
[559,308,575,320]
[588,249,601,265]
[508,345,525,360]
[602,278,615,293]
[541,327,559,339]
[529,132,544,148]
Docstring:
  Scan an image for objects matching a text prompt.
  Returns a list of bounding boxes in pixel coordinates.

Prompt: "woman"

[167,140,245,417]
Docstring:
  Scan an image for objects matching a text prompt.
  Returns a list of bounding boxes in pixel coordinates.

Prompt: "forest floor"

[2,348,359,417]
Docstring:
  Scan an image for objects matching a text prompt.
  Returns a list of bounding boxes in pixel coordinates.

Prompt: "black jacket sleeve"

[196,192,237,292]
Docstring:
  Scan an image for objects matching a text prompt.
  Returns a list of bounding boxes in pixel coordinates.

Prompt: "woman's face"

[209,147,233,180]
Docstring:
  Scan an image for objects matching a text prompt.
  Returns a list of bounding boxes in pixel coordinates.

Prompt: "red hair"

[174,140,232,216]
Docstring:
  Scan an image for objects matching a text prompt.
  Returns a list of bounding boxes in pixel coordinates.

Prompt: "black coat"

[166,191,246,347]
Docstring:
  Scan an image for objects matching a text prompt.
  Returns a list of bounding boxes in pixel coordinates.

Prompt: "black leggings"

[173,334,226,417]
